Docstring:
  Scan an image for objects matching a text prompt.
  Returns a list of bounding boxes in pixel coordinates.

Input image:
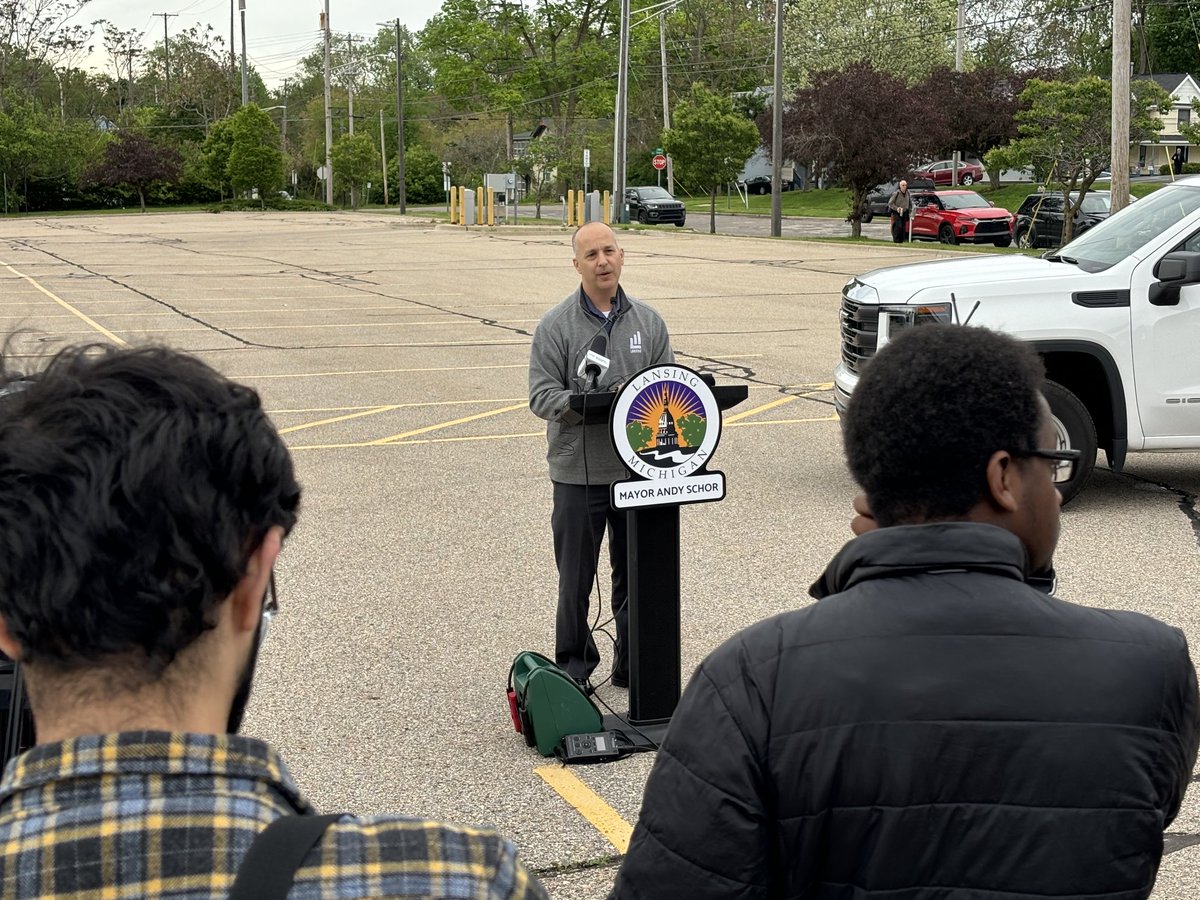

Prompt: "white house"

[1133,73,1200,174]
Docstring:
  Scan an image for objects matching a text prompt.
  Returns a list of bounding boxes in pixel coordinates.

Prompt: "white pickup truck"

[834,177,1200,501]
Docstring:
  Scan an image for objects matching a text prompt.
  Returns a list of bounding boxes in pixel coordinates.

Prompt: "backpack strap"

[228,813,342,900]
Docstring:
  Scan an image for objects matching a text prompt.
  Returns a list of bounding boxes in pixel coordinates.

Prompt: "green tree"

[969,0,1111,75]
[332,132,379,208]
[783,0,954,83]
[627,421,654,452]
[514,133,566,218]
[986,76,1170,243]
[663,84,759,233]
[199,116,235,199]
[227,104,284,205]
[396,143,444,205]
[1142,1,1200,75]
[84,130,182,212]
[677,414,706,448]
[0,0,95,112]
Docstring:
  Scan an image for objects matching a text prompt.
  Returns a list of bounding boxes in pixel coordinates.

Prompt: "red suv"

[910,190,1013,246]
[914,159,985,186]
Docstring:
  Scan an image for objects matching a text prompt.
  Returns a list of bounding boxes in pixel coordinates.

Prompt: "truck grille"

[841,295,879,375]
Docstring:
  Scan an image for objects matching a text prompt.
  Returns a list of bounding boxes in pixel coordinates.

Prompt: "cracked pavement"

[1,211,1198,898]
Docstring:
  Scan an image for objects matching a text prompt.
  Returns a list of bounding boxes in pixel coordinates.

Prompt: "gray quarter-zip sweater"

[529,286,674,484]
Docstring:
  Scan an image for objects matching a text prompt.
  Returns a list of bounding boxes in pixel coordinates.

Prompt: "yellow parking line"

[1,261,127,346]
[284,410,838,451]
[368,402,529,445]
[535,765,633,853]
[723,395,797,423]
[728,414,838,427]
[234,364,529,380]
[289,432,543,451]
[271,399,526,414]
[277,405,402,435]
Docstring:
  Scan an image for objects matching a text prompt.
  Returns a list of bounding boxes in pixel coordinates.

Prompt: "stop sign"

[652,154,667,171]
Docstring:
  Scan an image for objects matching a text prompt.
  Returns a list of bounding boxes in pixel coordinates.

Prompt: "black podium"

[569,376,748,745]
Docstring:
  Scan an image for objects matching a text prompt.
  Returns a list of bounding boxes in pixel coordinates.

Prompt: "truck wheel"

[1043,380,1097,504]
[1017,225,1037,249]
[939,224,957,244]
[637,210,648,224]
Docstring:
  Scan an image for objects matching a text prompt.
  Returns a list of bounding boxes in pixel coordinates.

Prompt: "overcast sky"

[81,0,443,86]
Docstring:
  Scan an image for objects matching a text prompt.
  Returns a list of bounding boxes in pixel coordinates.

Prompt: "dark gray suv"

[624,186,686,226]
[1014,191,1113,249]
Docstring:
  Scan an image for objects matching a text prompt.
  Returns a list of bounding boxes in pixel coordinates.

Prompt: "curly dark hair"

[0,343,300,675]
[842,325,1046,527]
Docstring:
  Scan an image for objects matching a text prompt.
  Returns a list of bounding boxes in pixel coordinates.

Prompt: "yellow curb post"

[602,190,611,225]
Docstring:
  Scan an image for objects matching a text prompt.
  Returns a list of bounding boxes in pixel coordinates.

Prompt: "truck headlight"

[844,279,879,303]
[880,302,954,326]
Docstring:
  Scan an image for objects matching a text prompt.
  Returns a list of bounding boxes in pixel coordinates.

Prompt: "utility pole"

[380,109,389,206]
[770,0,783,236]
[230,0,236,81]
[238,0,248,104]
[155,13,178,96]
[659,11,674,195]
[952,0,965,186]
[1111,0,1132,213]
[347,34,355,135]
[322,1,334,205]
[611,0,630,222]
[955,0,965,71]
[395,19,406,213]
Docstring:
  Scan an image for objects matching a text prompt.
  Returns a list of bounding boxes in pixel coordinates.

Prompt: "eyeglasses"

[1012,448,1082,484]
[259,572,279,647]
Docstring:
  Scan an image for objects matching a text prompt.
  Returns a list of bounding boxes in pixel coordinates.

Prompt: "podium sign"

[603,364,738,737]
[610,365,726,510]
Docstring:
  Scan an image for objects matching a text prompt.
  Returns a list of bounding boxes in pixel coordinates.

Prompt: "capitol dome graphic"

[625,381,707,468]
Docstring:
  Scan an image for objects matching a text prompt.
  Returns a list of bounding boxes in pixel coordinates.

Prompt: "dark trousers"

[552,481,628,681]
[891,213,910,243]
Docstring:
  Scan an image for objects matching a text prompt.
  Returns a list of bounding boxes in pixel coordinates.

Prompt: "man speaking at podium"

[529,222,674,692]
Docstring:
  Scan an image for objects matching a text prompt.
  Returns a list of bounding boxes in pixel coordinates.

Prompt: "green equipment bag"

[506,651,602,757]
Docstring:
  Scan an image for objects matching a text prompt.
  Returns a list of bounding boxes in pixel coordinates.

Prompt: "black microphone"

[577,332,611,388]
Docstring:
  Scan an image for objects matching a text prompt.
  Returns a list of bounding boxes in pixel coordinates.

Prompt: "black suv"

[1014,191,1113,249]
[861,175,936,222]
[624,186,686,226]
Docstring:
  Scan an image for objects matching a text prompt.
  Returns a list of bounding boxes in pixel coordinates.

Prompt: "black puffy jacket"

[611,523,1200,900]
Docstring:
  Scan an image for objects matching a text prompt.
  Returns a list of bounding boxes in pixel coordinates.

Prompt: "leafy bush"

[207,197,335,212]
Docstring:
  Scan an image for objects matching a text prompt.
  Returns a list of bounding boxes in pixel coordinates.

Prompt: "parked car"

[910,190,1013,246]
[862,175,937,222]
[1014,190,1115,249]
[914,159,985,186]
[738,175,796,195]
[625,186,686,226]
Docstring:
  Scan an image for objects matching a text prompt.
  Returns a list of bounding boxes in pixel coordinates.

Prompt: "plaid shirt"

[0,731,548,899]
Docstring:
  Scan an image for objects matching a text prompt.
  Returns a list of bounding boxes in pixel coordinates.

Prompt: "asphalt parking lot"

[2,212,1199,898]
